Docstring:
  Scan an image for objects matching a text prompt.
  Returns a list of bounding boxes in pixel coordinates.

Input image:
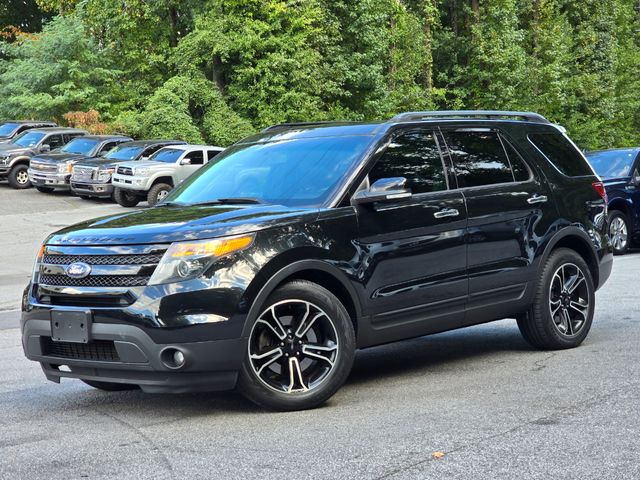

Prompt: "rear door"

[355,127,468,344]
[439,127,556,325]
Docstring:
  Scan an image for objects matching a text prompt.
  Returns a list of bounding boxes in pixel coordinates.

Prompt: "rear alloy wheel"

[608,211,629,255]
[36,186,54,193]
[147,183,172,207]
[81,379,138,391]
[8,164,31,189]
[113,187,140,207]
[238,280,355,411]
[518,248,594,350]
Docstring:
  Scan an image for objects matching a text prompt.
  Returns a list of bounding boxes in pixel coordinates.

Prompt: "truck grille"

[72,166,96,182]
[43,253,164,266]
[30,160,57,173]
[41,337,120,362]
[117,166,133,176]
[40,274,150,288]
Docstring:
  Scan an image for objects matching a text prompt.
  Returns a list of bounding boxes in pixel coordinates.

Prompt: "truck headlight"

[97,168,114,182]
[58,161,74,173]
[148,234,255,285]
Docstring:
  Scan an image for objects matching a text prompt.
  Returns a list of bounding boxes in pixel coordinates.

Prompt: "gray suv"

[0,120,57,144]
[0,127,88,189]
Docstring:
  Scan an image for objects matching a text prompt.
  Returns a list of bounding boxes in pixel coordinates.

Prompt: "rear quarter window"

[528,132,593,177]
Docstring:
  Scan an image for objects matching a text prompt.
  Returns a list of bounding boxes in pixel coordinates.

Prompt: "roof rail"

[390,110,550,124]
[261,121,356,133]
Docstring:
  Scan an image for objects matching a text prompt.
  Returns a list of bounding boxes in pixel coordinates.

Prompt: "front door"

[355,127,468,345]
[177,149,206,184]
[439,127,557,326]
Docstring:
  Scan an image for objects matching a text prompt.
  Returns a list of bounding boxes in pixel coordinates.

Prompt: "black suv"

[0,120,57,144]
[21,111,612,411]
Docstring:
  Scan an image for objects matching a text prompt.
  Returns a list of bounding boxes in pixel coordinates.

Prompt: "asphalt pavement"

[0,183,638,479]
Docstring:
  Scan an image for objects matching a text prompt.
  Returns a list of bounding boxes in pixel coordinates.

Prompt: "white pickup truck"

[111,144,224,207]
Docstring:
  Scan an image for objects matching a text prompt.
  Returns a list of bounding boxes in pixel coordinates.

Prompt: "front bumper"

[112,174,151,191]
[22,315,245,393]
[28,170,70,189]
[70,180,114,197]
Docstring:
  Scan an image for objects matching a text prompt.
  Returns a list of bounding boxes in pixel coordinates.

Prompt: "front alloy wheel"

[548,263,590,337]
[238,280,355,411]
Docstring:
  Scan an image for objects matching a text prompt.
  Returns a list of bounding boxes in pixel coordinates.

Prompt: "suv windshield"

[166,136,373,208]
[60,138,100,155]
[150,148,184,163]
[12,131,45,147]
[0,123,19,137]
[586,150,637,179]
[105,145,144,161]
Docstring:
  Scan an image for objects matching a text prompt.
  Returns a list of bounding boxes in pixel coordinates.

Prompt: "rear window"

[529,132,592,177]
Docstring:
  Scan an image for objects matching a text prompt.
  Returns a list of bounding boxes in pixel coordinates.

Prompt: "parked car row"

[0,120,224,207]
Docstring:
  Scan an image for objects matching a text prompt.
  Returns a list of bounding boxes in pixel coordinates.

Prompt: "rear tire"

[8,164,31,189]
[608,210,630,255]
[36,186,54,193]
[81,379,138,391]
[113,187,140,207]
[237,280,356,411]
[147,183,172,207]
[517,248,594,350]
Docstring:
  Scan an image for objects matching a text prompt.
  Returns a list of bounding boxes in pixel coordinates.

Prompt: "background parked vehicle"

[28,135,132,193]
[0,120,57,144]
[21,111,612,411]
[586,148,640,255]
[70,139,186,200]
[112,144,224,207]
[0,127,87,189]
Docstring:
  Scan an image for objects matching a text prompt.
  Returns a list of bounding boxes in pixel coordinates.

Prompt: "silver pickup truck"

[111,144,224,207]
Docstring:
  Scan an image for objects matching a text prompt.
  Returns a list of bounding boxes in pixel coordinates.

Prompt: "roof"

[80,135,133,141]
[586,147,640,155]
[116,139,187,148]
[28,127,88,134]
[2,120,56,125]
[157,144,225,152]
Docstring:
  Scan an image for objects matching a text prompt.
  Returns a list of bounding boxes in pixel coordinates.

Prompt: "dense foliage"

[0,0,638,149]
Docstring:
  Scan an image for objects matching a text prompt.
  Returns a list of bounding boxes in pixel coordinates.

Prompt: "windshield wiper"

[190,198,264,206]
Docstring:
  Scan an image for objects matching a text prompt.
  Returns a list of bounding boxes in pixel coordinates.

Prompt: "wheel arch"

[241,260,363,340]
[9,156,31,168]
[608,198,632,219]
[151,175,174,187]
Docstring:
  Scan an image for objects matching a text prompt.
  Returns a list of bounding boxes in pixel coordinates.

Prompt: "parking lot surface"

[1,186,638,479]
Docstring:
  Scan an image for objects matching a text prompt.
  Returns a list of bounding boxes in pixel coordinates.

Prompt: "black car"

[28,135,132,193]
[21,111,612,411]
[0,127,87,189]
[0,120,57,144]
[585,148,640,255]
[70,139,187,200]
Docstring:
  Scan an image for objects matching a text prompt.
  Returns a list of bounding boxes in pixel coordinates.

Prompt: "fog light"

[173,350,185,367]
[160,347,187,369]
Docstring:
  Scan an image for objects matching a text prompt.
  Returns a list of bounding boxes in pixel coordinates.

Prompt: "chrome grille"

[72,166,96,182]
[40,274,150,287]
[30,160,57,173]
[117,166,133,176]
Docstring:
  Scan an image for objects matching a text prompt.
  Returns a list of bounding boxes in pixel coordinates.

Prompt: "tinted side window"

[46,134,64,149]
[369,129,447,194]
[100,141,119,153]
[143,145,163,157]
[207,150,222,161]
[443,130,513,187]
[503,140,531,182]
[529,132,592,177]
[184,150,205,165]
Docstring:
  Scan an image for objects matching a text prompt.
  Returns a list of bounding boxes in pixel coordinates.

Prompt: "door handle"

[434,208,460,219]
[527,194,548,205]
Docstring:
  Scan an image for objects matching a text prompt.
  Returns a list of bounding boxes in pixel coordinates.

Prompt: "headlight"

[32,244,45,282]
[97,168,114,182]
[148,234,255,285]
[58,161,74,173]
[135,167,151,176]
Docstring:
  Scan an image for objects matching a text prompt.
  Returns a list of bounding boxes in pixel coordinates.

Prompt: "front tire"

[237,280,356,411]
[81,379,138,391]
[147,183,172,207]
[113,187,140,207]
[608,210,630,255]
[517,248,595,350]
[8,164,31,189]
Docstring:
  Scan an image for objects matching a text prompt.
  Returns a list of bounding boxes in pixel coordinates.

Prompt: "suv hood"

[46,204,319,245]
[31,152,91,164]
[0,144,32,156]
[75,157,124,169]
[119,160,176,171]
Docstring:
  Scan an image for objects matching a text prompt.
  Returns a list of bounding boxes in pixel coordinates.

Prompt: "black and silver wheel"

[113,187,140,207]
[608,211,629,255]
[238,280,355,411]
[8,164,31,189]
[518,248,594,350]
[81,379,138,391]
[147,183,172,206]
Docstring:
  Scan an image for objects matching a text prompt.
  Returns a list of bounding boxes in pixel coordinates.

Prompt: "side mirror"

[633,175,640,187]
[41,144,51,153]
[180,158,192,165]
[352,177,411,205]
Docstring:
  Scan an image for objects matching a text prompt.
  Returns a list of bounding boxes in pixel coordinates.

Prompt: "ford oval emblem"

[65,262,92,279]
